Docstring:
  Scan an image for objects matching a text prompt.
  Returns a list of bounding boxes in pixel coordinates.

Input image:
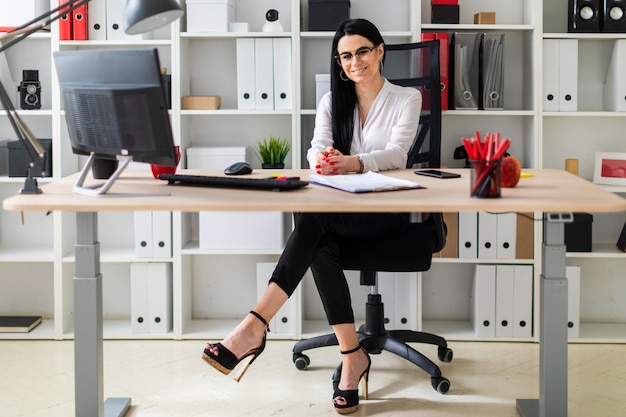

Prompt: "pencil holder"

[470,159,502,198]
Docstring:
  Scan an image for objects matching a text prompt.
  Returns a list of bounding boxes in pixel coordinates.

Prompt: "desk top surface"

[3,169,626,213]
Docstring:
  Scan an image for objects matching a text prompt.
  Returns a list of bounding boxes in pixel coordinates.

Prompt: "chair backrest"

[383,40,442,169]
[338,40,446,277]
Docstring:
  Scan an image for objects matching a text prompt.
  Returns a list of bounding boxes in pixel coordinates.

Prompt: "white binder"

[394,272,416,330]
[478,212,497,259]
[542,39,560,112]
[566,265,581,339]
[377,272,396,328]
[236,38,256,110]
[256,262,295,336]
[148,263,173,334]
[134,211,153,258]
[513,265,533,338]
[495,265,515,337]
[471,264,496,337]
[558,39,578,112]
[130,263,150,334]
[458,212,478,258]
[87,0,107,40]
[272,38,292,110]
[604,39,626,112]
[254,38,275,110]
[106,0,142,41]
[496,212,517,259]
[152,211,172,258]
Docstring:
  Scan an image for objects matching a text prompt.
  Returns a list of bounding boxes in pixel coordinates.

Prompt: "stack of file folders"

[448,32,505,110]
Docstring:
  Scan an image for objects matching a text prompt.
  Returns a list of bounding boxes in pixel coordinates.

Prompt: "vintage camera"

[18,70,41,110]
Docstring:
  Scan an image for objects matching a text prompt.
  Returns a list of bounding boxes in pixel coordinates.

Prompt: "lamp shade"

[124,0,184,35]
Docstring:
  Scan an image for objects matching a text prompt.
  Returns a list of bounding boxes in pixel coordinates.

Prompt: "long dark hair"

[330,19,385,155]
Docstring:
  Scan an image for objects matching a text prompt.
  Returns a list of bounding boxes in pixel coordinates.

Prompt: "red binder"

[435,33,450,110]
[431,0,458,4]
[59,0,73,40]
[73,3,88,40]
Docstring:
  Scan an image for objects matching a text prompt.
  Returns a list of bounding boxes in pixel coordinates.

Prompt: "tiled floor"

[1,339,626,416]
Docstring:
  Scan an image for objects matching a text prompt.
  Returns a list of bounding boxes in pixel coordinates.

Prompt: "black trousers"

[268,212,409,325]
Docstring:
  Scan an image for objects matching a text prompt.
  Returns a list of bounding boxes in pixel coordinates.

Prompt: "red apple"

[500,155,521,188]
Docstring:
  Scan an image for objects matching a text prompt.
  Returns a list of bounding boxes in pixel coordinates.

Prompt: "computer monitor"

[53,48,177,196]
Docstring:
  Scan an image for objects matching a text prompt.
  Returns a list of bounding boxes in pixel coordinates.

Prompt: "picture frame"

[593,152,626,186]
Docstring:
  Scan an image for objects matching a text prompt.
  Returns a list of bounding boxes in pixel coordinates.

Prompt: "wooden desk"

[4,168,626,417]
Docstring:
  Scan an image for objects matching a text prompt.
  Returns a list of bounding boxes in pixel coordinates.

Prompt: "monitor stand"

[74,153,170,197]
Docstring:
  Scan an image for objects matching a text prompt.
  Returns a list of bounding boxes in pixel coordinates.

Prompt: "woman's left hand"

[316,147,346,175]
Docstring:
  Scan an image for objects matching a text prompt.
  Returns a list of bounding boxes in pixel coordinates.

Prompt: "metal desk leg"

[517,214,570,417]
[74,212,131,417]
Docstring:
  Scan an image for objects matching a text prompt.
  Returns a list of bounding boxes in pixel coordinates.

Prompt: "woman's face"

[336,34,384,84]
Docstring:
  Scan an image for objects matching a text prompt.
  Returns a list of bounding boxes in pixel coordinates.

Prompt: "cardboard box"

[474,12,496,24]
[308,0,350,31]
[186,0,235,33]
[8,138,52,177]
[182,96,221,110]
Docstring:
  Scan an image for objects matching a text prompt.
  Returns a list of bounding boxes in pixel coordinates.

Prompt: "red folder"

[435,33,450,110]
[431,0,459,5]
[420,33,436,110]
[59,0,73,40]
[73,3,88,40]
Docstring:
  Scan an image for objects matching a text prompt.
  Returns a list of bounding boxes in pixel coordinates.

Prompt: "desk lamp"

[0,0,183,194]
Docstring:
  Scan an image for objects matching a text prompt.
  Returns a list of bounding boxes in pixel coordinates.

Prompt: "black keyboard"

[159,173,309,191]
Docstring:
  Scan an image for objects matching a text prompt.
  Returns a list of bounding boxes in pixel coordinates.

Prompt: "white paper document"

[310,172,422,193]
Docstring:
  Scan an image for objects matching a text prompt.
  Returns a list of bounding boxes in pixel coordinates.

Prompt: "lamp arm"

[0,0,91,54]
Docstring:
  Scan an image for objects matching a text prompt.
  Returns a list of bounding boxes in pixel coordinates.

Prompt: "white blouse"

[307,78,422,172]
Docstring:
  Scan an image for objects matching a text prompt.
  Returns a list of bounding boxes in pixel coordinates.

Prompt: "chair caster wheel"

[432,376,450,394]
[438,347,453,363]
[293,353,310,370]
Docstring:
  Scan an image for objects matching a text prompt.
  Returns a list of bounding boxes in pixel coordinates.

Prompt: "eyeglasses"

[335,46,376,65]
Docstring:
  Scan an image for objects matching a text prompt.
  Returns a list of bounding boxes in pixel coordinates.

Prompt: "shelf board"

[182,240,283,256]
[574,323,626,343]
[543,111,626,117]
[0,247,53,262]
[60,39,172,47]
[180,32,292,39]
[443,110,535,116]
[300,31,413,39]
[566,243,626,259]
[181,109,292,116]
[63,247,172,263]
[432,257,534,265]
[423,24,534,32]
[544,33,626,40]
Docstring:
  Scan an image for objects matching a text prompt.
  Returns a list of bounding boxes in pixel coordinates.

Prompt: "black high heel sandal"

[202,310,269,382]
[332,345,371,415]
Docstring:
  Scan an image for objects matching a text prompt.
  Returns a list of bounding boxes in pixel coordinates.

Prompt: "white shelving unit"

[1,0,625,344]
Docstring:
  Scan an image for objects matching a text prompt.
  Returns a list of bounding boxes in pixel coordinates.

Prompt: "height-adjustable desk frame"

[4,168,626,417]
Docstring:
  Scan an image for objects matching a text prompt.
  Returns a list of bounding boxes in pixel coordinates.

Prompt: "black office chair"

[292,40,452,393]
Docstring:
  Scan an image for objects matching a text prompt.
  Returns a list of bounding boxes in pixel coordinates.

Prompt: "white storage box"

[186,0,235,33]
[186,146,246,169]
[186,146,288,250]
[198,211,289,250]
[0,0,48,27]
[316,74,330,108]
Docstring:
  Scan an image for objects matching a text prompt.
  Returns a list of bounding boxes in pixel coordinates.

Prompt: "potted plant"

[256,135,291,169]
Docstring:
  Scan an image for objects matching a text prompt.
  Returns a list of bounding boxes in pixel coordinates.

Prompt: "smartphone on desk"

[414,169,461,179]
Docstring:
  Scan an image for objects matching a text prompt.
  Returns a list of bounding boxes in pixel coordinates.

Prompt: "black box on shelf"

[564,212,593,252]
[308,0,350,31]
[7,138,52,178]
[432,5,460,24]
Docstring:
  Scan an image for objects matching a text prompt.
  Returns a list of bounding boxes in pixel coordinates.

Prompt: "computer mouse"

[224,161,253,175]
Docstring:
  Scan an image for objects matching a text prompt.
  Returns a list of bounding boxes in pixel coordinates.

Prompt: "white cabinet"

[1,0,625,343]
